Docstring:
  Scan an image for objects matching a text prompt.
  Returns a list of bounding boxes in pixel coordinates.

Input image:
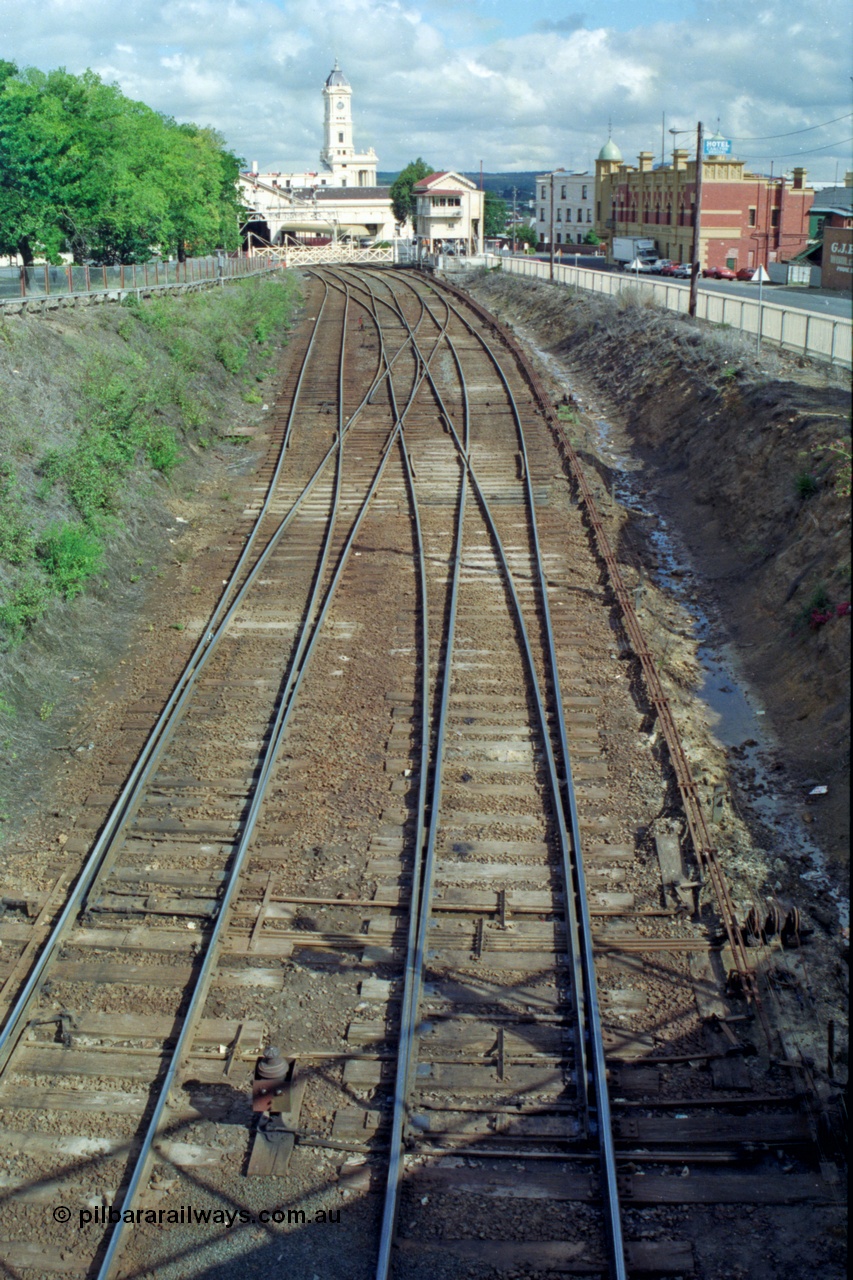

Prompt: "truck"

[611,236,659,268]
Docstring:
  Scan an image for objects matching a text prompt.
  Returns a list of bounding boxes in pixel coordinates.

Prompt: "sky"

[2,0,851,183]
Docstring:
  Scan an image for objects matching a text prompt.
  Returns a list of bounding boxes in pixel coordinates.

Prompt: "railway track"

[0,267,843,1280]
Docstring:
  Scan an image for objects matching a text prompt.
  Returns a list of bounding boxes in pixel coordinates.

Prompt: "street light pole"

[512,186,518,254]
[550,172,556,280]
[689,121,704,318]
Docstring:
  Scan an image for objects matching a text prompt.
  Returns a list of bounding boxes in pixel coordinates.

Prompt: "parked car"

[672,263,694,278]
[736,266,756,280]
[651,259,673,274]
[658,262,681,276]
[702,266,737,280]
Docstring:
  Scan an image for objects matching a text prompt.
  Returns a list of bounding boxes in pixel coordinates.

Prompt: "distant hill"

[377,171,538,206]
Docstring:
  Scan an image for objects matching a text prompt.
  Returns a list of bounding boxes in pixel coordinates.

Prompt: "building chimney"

[251,160,258,175]
[672,148,688,171]
[791,167,805,190]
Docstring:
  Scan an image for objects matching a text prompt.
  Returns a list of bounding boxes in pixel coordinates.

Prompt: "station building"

[239,62,405,247]
[594,136,814,272]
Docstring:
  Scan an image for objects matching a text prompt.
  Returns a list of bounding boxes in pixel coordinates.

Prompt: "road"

[524,253,852,320]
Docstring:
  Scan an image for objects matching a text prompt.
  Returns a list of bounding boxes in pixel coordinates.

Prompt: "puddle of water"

[524,338,844,920]
[698,649,765,748]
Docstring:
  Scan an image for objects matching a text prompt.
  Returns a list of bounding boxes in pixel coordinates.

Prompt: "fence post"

[44,265,49,296]
[830,320,837,366]
[804,314,810,358]
[85,265,90,293]
[102,266,108,290]
[67,265,73,294]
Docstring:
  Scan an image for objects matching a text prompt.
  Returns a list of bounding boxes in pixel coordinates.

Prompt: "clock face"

[336,100,344,109]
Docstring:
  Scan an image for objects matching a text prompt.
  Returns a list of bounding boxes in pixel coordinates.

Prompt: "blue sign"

[704,137,732,157]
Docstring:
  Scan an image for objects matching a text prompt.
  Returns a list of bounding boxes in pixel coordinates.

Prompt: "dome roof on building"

[598,138,622,162]
[325,60,350,88]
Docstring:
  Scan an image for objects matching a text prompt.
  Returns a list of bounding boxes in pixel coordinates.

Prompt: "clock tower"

[319,61,377,187]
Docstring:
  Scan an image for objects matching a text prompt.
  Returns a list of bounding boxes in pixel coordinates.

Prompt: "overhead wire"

[728,112,853,141]
[737,136,853,160]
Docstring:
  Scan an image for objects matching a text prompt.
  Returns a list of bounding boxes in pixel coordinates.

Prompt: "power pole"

[550,172,556,280]
[689,121,703,319]
[512,186,518,253]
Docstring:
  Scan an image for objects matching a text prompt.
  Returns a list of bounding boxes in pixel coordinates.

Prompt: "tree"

[583,229,601,245]
[483,191,507,238]
[389,158,432,226]
[0,64,244,264]
[514,224,539,251]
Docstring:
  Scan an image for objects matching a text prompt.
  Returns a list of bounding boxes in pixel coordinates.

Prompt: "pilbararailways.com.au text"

[61,1205,341,1229]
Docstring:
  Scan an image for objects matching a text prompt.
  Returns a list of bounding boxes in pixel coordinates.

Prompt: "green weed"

[795,472,818,499]
[36,523,103,600]
[39,701,55,722]
[0,571,53,643]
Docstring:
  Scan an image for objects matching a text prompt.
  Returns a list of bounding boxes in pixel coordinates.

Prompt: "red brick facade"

[595,150,813,270]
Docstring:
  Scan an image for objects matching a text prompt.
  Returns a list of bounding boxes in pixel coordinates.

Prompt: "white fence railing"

[483,254,852,368]
[280,244,395,268]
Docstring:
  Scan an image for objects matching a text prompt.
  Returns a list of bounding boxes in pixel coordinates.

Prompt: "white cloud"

[1,0,849,180]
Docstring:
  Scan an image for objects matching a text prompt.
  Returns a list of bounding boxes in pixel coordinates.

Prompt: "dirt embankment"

[0,276,302,835]
[463,270,851,872]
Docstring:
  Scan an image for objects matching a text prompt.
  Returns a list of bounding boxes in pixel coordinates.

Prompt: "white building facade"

[413,171,484,256]
[535,170,595,247]
[239,63,404,247]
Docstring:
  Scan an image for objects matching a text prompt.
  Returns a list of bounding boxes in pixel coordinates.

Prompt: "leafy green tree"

[389,158,432,226]
[513,224,539,250]
[0,64,244,264]
[583,229,601,245]
[483,190,507,238]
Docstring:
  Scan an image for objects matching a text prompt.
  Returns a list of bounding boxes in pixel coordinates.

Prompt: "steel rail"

[373,282,465,1280]
[411,274,626,1279]
[368,270,627,1280]
[0,281,330,1062]
[96,276,428,1278]
[365,270,607,1274]
[0,273,434,1074]
[437,275,772,1046]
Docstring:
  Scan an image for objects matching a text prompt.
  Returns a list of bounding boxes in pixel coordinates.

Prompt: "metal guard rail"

[483,253,852,368]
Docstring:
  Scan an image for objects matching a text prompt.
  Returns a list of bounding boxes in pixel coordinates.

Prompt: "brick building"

[594,138,813,272]
[808,180,853,290]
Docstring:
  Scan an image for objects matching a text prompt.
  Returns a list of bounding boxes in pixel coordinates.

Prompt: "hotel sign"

[704,137,732,156]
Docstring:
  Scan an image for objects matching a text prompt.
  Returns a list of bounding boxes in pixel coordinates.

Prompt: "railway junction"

[0,267,846,1279]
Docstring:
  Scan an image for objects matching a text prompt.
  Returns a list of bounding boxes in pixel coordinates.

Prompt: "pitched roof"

[413,170,477,192]
[810,185,853,215]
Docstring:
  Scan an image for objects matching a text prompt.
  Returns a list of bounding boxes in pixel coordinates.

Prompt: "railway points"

[0,266,844,1280]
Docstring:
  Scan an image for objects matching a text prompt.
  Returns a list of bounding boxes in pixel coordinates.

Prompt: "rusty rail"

[434,272,772,1046]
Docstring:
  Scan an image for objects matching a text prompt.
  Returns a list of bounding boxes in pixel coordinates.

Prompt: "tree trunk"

[17,236,33,266]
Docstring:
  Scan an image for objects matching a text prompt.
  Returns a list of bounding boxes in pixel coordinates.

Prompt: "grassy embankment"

[0,275,299,642]
[0,274,301,818]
